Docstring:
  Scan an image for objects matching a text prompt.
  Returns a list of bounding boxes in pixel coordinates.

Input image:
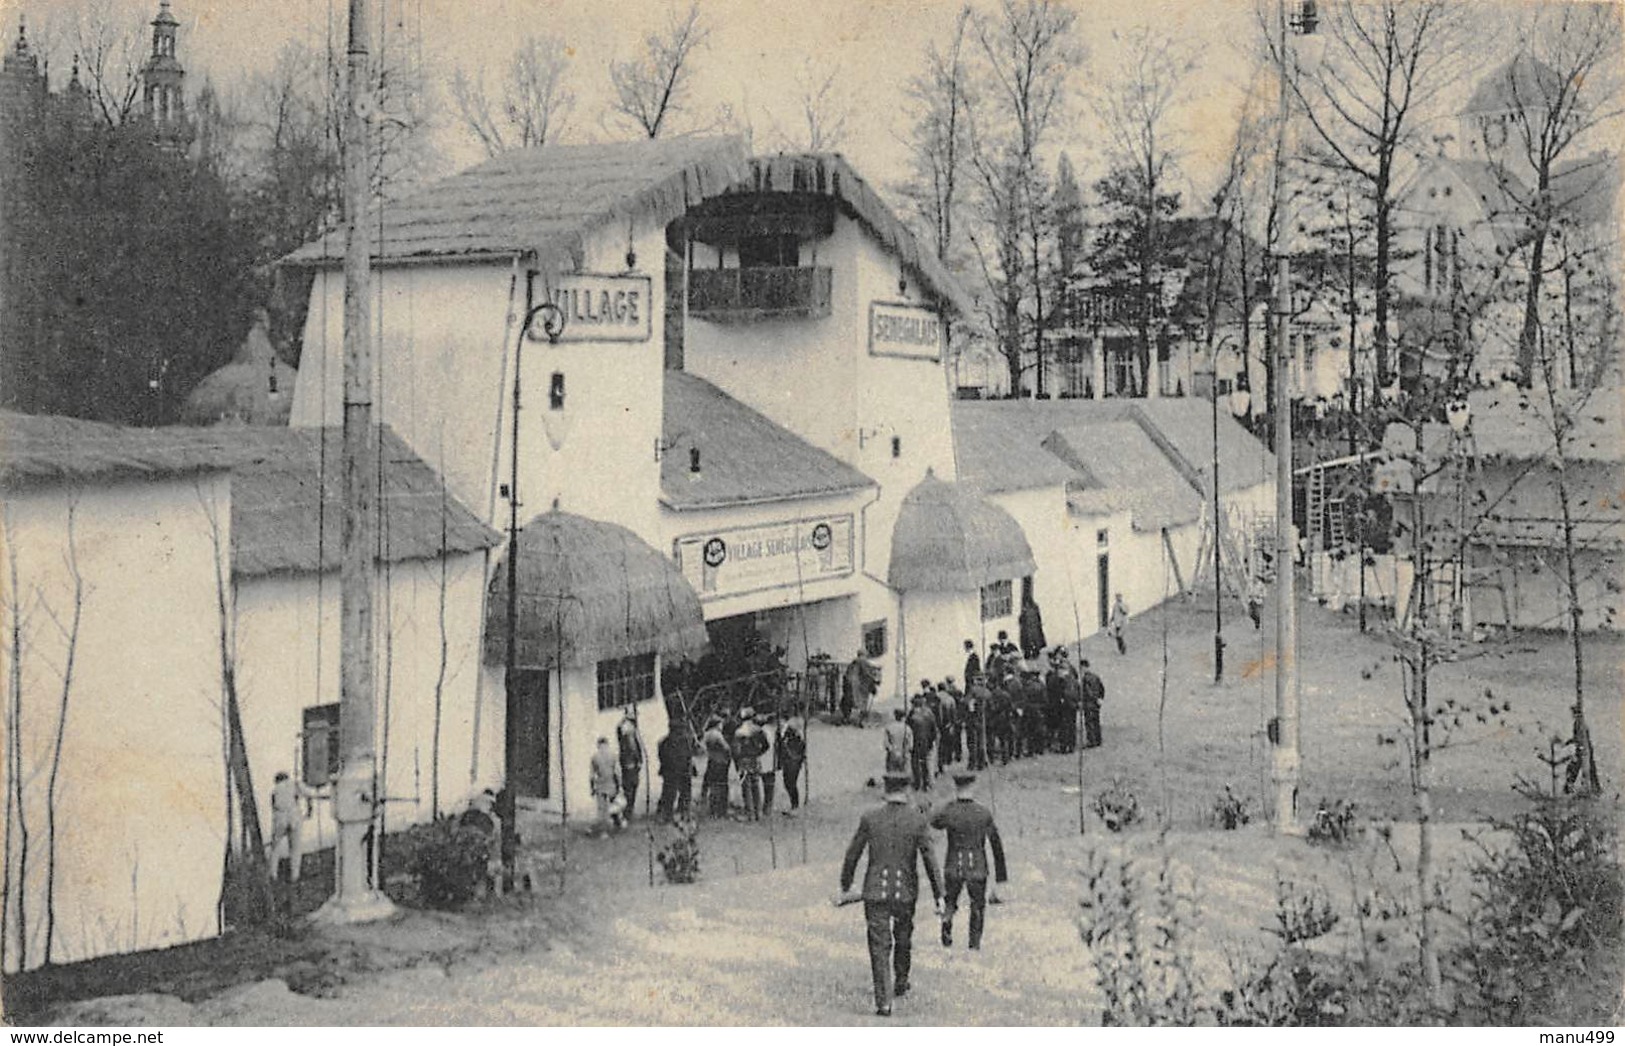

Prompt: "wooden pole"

[317,0,393,924]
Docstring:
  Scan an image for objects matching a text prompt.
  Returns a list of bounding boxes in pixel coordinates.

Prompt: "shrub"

[1269,878,1340,945]
[1307,798,1359,845]
[1078,844,1203,1025]
[1094,779,1141,833]
[404,819,493,910]
[1454,780,1623,1022]
[656,817,701,884]
[1210,785,1253,830]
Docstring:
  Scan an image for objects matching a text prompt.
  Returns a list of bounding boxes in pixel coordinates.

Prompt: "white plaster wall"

[293,224,670,547]
[232,551,498,849]
[0,475,231,971]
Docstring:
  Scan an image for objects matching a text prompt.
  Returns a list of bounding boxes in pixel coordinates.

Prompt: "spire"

[141,0,190,147]
[4,15,39,76]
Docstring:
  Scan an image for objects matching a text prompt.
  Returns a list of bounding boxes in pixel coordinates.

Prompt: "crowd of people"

[883,632,1108,794]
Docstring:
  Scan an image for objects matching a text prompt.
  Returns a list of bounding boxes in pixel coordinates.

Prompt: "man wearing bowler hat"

[930,771,1008,950]
[839,771,944,1017]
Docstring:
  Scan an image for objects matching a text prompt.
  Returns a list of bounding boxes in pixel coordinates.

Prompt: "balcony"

[687,266,833,323]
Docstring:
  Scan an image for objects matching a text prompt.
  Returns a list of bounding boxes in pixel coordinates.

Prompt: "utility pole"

[1270,0,1317,835]
[317,0,394,924]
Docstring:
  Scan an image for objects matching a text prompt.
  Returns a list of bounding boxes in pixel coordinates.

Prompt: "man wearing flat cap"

[840,772,944,1017]
[930,771,1008,950]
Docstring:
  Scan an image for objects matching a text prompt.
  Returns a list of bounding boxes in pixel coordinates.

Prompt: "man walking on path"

[656,723,695,821]
[732,709,768,821]
[839,772,944,1018]
[702,717,732,817]
[616,705,645,820]
[930,771,1008,950]
[778,716,807,813]
[883,709,912,776]
[1108,594,1130,655]
[1079,658,1105,749]
[907,690,939,791]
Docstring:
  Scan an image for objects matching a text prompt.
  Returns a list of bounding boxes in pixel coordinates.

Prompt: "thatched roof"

[952,399,1274,530]
[282,136,751,277]
[484,510,708,670]
[0,411,248,490]
[712,153,973,316]
[661,371,875,509]
[887,470,1036,593]
[229,426,501,578]
[181,313,297,427]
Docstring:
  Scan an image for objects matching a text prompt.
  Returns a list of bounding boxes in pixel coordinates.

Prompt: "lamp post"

[500,295,565,885]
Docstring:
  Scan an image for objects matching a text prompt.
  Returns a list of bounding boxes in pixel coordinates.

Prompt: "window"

[597,653,657,712]
[302,704,341,787]
[862,619,888,658]
[980,579,1013,621]
[1097,529,1109,548]
[738,235,799,268]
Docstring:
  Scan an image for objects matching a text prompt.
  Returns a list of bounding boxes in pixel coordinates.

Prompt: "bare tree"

[1091,26,1199,396]
[451,34,575,157]
[40,501,83,965]
[1275,0,1471,390]
[1489,5,1624,385]
[965,0,1082,395]
[769,59,855,153]
[898,7,976,262]
[607,1,711,139]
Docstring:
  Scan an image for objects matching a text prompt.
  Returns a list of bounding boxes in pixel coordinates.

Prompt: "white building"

[0,413,237,971]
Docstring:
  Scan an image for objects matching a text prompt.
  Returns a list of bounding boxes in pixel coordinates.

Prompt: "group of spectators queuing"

[884,633,1108,792]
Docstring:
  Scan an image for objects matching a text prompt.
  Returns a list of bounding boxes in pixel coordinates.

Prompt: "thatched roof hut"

[484,509,709,670]
[887,470,1036,592]
[181,311,297,427]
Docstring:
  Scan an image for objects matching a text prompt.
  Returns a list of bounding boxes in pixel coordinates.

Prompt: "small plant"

[1270,878,1341,945]
[404,818,493,910]
[1078,843,1204,1025]
[1307,798,1359,846]
[1210,785,1253,830]
[1094,779,1141,832]
[656,817,701,884]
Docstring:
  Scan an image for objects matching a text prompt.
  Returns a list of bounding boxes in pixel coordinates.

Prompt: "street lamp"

[500,296,565,886]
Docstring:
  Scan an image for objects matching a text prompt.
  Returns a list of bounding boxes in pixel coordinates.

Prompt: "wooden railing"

[688,266,834,322]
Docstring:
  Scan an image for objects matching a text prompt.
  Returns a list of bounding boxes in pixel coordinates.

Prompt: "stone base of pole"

[1271,746,1302,836]
[313,761,398,925]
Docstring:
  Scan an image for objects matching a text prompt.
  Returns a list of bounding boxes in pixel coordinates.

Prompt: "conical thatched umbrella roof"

[484,509,709,671]
[887,469,1037,593]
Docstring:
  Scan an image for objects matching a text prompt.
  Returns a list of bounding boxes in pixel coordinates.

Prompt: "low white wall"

[1,475,231,971]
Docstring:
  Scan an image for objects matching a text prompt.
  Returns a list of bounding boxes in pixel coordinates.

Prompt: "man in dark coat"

[906,690,938,791]
[962,639,981,687]
[839,772,944,1017]
[1018,593,1047,660]
[963,674,990,770]
[1079,658,1105,749]
[656,724,695,821]
[930,771,1008,949]
[777,716,807,812]
[616,705,645,820]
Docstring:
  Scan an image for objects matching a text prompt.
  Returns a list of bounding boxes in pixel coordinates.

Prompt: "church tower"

[141,0,189,148]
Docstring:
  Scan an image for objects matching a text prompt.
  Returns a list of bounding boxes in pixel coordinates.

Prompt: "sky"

[2,0,1551,204]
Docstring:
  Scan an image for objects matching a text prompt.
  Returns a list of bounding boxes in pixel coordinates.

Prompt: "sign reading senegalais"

[675,516,855,601]
[868,301,942,361]
[529,273,653,343]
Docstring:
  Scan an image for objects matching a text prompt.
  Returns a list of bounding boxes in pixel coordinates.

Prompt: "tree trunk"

[1516,224,1549,387]
[1374,166,1392,390]
[1556,463,1599,795]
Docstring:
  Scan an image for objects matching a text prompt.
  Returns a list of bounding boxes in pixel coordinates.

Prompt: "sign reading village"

[675,516,855,601]
[530,273,653,343]
[868,301,942,361]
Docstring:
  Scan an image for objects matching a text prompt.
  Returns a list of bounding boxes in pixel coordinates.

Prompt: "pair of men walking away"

[839,770,1008,1017]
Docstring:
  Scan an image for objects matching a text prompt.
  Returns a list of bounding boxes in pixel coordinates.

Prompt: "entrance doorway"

[1097,554,1110,631]
[508,669,551,797]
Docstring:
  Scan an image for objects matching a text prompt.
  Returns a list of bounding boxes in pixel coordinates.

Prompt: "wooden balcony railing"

[688,266,833,323]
